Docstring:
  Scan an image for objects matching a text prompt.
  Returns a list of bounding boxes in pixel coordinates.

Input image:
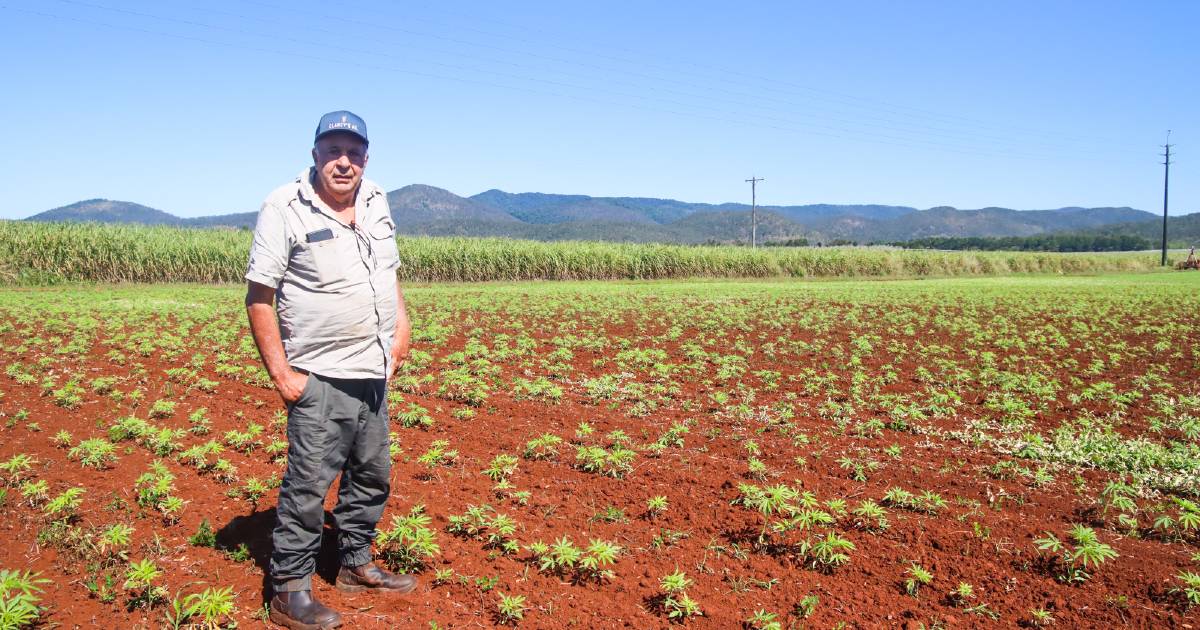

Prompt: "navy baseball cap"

[314,110,368,146]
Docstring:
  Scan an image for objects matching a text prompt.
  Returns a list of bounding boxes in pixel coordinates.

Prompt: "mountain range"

[23,187,1189,245]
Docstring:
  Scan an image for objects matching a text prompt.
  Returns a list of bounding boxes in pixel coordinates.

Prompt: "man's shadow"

[215,508,341,605]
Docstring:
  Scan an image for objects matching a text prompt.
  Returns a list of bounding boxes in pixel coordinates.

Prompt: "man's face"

[312,132,368,198]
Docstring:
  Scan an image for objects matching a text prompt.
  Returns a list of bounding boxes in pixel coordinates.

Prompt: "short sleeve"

[244,202,290,288]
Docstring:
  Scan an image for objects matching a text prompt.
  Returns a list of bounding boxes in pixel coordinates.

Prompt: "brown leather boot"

[335,563,418,594]
[268,590,342,630]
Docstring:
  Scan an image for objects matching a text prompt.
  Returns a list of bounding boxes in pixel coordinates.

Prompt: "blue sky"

[1,0,1196,218]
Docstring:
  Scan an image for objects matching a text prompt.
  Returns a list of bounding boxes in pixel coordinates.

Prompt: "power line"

[256,0,1147,155]
[7,3,1071,161]
[360,1,1147,152]
[5,2,1159,164]
[236,0,1100,155]
[51,0,1146,160]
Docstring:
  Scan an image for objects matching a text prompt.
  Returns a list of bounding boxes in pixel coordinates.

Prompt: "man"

[245,110,414,630]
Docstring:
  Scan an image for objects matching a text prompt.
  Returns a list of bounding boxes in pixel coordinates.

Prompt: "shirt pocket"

[369,216,400,271]
[296,237,340,287]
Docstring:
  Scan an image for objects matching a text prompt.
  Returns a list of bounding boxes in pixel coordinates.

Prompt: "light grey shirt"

[245,168,400,379]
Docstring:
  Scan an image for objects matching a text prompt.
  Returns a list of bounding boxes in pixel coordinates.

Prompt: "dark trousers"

[269,373,391,592]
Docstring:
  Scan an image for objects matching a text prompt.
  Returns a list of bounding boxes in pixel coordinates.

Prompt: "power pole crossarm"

[745,177,764,248]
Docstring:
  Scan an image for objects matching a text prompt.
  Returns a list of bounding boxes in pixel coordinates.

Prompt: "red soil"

[1,293,1198,629]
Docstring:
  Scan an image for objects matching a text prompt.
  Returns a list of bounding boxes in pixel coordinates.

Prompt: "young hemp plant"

[745,609,783,630]
[0,569,50,628]
[483,454,520,484]
[495,592,527,625]
[1173,571,1200,609]
[98,523,135,560]
[904,563,933,597]
[657,570,702,621]
[523,433,563,460]
[0,453,37,486]
[646,495,669,519]
[1034,525,1118,584]
[124,558,168,610]
[376,505,441,574]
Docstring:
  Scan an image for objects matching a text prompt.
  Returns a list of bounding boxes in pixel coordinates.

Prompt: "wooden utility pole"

[745,177,764,247]
[1161,132,1173,266]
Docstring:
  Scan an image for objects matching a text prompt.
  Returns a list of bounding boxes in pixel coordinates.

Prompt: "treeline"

[0,221,1169,284]
[894,234,1154,252]
[762,238,863,247]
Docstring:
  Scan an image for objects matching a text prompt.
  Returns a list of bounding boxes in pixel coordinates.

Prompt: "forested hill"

[1071,212,1200,247]
[24,188,1176,245]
